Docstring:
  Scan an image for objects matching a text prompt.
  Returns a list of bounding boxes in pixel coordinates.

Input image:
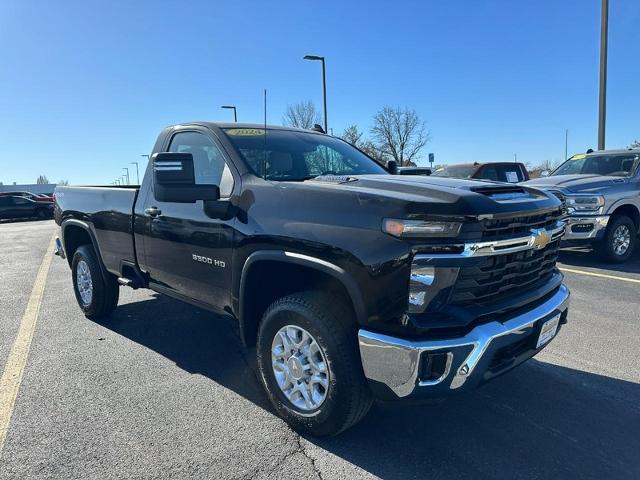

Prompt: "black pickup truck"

[54,123,570,436]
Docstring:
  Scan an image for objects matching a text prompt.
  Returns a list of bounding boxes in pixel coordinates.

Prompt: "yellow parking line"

[0,234,55,456]
[559,267,640,284]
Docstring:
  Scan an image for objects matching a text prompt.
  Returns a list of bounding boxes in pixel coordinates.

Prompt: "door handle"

[144,206,162,217]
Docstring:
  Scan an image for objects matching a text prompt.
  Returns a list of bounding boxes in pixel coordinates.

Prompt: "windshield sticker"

[505,171,519,183]
[569,154,586,160]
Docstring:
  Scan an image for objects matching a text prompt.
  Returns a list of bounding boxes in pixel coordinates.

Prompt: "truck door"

[138,128,237,312]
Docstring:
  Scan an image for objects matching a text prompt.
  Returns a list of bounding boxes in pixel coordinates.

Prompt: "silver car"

[524,149,640,263]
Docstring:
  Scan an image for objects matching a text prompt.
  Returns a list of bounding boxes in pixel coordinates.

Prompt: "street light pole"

[564,129,569,160]
[598,0,609,150]
[303,55,328,133]
[123,167,130,185]
[221,105,237,122]
[130,162,140,184]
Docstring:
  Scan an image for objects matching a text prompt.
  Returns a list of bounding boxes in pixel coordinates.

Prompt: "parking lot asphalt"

[0,220,638,480]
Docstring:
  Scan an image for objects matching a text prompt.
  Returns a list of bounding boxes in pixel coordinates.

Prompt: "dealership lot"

[0,220,638,480]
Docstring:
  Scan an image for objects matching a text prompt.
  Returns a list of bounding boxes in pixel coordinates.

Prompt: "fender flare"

[60,218,110,281]
[237,250,367,345]
[607,200,640,227]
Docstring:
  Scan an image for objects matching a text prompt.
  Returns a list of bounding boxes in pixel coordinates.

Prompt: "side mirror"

[541,170,550,177]
[387,160,398,175]
[153,153,220,203]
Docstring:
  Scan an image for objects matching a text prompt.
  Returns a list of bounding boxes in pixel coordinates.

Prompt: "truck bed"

[54,186,139,275]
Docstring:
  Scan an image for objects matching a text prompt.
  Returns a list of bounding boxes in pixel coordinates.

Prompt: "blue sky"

[1,0,639,185]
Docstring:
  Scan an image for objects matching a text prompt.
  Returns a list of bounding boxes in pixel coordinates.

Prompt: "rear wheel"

[71,245,119,319]
[256,291,372,437]
[596,215,636,263]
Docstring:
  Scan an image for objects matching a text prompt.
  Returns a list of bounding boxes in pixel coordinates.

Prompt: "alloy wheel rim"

[271,325,329,412]
[612,225,631,256]
[76,260,93,306]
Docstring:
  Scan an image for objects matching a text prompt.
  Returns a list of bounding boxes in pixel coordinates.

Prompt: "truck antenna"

[263,88,267,180]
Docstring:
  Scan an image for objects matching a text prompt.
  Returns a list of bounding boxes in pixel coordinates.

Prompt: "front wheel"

[256,291,372,436]
[71,245,119,319]
[596,215,636,263]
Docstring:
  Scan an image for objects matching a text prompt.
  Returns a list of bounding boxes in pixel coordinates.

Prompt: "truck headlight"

[565,195,604,214]
[383,219,462,238]
[408,264,435,311]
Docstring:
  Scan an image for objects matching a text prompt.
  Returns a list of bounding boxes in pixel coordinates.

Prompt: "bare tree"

[361,140,388,166]
[371,107,430,166]
[283,101,321,129]
[341,125,364,147]
[58,179,69,186]
[630,139,640,148]
[36,175,49,184]
[527,159,558,178]
[340,125,385,166]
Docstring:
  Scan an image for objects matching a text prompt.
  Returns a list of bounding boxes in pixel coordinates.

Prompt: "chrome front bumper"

[358,284,570,399]
[563,215,609,240]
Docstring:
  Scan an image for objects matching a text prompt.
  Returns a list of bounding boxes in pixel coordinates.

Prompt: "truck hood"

[285,174,560,218]
[523,174,626,194]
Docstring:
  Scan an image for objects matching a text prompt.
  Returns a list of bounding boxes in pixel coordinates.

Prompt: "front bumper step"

[54,237,65,259]
[563,215,609,240]
[358,284,570,399]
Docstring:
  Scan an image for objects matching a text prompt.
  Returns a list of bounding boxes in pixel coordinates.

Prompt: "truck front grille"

[481,208,563,240]
[548,190,568,214]
[451,237,561,305]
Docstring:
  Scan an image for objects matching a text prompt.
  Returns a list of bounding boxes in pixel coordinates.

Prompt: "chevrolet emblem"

[530,228,551,250]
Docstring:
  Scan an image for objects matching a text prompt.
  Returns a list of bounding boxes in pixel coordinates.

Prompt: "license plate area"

[536,313,560,349]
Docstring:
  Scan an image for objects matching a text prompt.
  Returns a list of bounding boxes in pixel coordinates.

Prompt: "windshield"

[431,165,477,179]
[222,128,387,181]
[553,153,640,177]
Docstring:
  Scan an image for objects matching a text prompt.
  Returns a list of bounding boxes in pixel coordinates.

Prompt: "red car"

[0,191,54,202]
[431,162,530,183]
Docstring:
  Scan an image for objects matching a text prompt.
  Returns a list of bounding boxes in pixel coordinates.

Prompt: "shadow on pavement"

[559,246,640,275]
[102,294,640,480]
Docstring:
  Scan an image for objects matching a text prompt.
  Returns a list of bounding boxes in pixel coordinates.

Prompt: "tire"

[256,291,372,437]
[596,215,636,263]
[71,245,119,319]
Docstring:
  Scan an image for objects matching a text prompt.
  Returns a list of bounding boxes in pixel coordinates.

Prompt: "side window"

[168,131,234,197]
[0,197,10,206]
[481,167,499,181]
[14,197,29,205]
